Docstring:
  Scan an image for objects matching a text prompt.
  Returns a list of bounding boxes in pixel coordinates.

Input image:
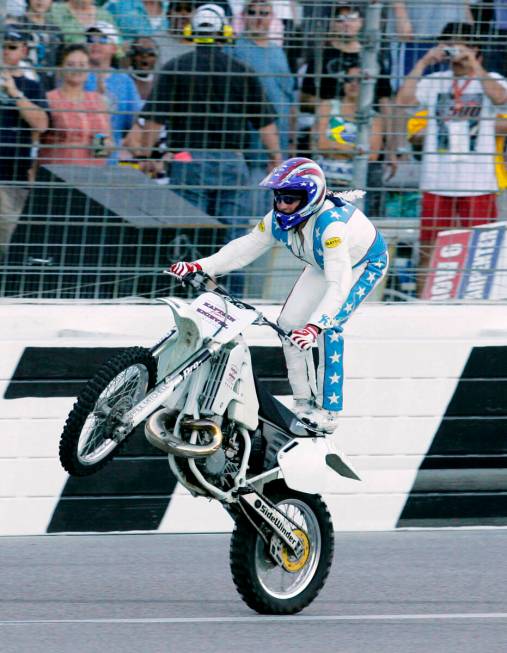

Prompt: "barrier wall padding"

[1,303,506,535]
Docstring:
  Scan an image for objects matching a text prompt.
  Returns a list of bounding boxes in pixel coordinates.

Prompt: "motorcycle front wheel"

[229,482,334,614]
[59,347,157,476]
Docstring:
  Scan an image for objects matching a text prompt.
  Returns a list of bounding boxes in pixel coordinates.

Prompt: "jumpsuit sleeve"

[307,222,353,329]
[195,213,276,277]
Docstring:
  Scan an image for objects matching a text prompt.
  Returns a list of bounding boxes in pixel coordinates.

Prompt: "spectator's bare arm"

[1,73,48,133]
[496,115,507,135]
[258,122,283,170]
[464,48,507,105]
[137,118,164,175]
[368,114,384,161]
[396,46,446,107]
[392,2,413,41]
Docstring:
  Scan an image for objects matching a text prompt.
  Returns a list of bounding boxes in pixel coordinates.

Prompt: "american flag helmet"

[259,157,327,230]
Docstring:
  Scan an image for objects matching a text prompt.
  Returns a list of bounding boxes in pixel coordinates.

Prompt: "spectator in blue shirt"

[84,22,143,162]
[104,0,169,40]
[227,0,296,215]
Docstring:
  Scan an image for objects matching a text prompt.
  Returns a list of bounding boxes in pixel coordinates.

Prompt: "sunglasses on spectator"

[344,75,360,83]
[333,12,360,22]
[86,34,111,44]
[132,47,157,57]
[274,192,303,204]
[3,43,23,50]
[247,8,272,16]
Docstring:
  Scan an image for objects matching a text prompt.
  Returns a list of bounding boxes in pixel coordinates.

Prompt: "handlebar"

[163,269,291,342]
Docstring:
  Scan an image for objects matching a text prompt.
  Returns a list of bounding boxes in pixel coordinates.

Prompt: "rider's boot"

[307,409,340,434]
[293,398,314,420]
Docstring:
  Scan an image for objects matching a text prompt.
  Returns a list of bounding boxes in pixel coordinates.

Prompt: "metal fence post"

[353,1,383,212]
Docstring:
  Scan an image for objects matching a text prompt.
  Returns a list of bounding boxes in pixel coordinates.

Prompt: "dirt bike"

[58,271,361,615]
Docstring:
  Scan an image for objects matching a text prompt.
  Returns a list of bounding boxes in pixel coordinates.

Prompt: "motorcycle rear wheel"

[229,482,334,614]
[59,347,157,476]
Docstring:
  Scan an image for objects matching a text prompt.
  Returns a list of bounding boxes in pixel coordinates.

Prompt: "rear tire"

[59,347,157,476]
[229,482,334,614]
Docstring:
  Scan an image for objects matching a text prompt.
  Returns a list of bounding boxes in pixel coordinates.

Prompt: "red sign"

[422,230,472,300]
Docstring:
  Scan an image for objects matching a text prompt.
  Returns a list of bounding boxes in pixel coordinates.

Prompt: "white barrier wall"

[1,302,506,535]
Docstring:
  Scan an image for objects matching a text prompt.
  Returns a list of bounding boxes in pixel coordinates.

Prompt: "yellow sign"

[325,237,342,248]
[258,220,265,233]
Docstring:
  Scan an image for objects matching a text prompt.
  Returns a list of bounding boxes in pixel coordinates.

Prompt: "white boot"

[293,398,314,420]
[308,409,339,434]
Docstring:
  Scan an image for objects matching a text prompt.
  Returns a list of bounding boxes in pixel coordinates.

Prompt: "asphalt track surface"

[2,530,507,653]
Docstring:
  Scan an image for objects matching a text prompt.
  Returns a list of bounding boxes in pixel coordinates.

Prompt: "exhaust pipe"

[145,409,223,458]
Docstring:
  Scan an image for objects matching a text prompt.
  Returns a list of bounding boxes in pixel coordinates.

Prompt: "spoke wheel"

[230,481,334,614]
[59,348,157,476]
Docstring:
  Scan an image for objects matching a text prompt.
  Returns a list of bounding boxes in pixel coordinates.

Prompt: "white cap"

[191,3,226,34]
[86,21,120,45]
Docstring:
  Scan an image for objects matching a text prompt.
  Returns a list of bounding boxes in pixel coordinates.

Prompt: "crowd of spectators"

[1,0,507,297]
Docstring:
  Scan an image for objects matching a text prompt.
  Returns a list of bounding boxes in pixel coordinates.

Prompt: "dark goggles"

[274,191,305,205]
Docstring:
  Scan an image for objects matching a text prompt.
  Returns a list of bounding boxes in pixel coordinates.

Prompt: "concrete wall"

[1,302,506,535]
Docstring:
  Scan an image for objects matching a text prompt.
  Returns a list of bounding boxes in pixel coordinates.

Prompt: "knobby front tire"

[229,482,334,614]
[59,347,157,477]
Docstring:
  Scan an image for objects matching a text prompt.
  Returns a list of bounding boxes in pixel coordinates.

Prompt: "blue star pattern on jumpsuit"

[321,252,387,410]
[313,204,388,411]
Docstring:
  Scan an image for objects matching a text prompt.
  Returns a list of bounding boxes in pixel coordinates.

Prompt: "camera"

[443,46,462,59]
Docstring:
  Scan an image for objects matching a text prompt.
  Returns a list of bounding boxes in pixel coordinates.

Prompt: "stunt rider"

[170,157,388,433]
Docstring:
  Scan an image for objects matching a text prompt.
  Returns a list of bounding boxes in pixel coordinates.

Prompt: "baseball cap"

[4,26,30,43]
[191,3,226,34]
[86,21,120,45]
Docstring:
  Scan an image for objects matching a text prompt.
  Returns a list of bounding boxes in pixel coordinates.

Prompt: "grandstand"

[1,0,505,302]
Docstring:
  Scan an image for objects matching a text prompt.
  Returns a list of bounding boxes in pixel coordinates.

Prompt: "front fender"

[156,298,204,381]
[277,436,361,495]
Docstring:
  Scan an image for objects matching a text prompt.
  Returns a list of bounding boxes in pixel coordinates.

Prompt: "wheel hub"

[279,529,310,573]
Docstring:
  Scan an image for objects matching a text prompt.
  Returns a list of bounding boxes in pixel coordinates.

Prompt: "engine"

[195,419,243,489]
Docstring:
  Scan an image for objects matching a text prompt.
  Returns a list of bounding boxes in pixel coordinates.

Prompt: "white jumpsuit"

[196,196,388,411]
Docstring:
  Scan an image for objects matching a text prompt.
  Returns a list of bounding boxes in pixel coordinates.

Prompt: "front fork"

[239,490,305,559]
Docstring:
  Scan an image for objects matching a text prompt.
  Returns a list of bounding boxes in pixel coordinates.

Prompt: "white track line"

[1,613,507,626]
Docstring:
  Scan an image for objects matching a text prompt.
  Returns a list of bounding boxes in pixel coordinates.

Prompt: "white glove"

[169,261,202,279]
[289,323,320,351]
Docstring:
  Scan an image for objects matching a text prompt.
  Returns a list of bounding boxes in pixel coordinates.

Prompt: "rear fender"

[277,436,361,494]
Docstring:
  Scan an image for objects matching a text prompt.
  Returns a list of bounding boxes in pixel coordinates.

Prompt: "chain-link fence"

[1,0,506,301]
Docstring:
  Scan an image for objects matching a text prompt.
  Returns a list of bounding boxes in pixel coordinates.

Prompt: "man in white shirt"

[396,22,507,291]
[169,157,388,433]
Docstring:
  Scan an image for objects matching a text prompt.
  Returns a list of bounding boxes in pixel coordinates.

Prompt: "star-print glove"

[289,323,320,351]
[169,261,202,279]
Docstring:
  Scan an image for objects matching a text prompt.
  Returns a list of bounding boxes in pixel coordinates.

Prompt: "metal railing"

[0,1,505,302]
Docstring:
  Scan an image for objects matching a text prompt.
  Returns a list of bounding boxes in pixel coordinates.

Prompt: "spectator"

[396,22,507,293]
[388,0,474,91]
[158,0,196,65]
[17,0,64,91]
[301,2,362,109]
[38,44,113,167]
[48,0,120,44]
[139,2,281,290]
[84,22,143,162]
[228,0,296,215]
[300,2,391,164]
[483,0,507,79]
[127,36,159,100]
[104,0,169,40]
[0,27,48,261]
[312,65,383,188]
